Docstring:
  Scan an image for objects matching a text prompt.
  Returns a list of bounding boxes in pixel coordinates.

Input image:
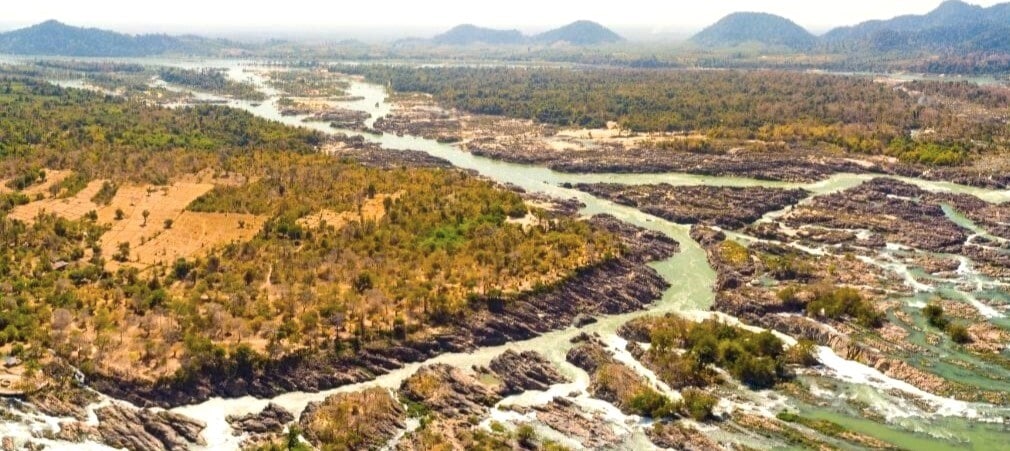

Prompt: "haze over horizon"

[1,0,1006,41]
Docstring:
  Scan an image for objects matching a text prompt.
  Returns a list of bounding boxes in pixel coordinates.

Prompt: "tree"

[113,242,131,262]
[115,208,125,220]
[163,219,174,230]
[353,272,373,294]
[142,210,150,227]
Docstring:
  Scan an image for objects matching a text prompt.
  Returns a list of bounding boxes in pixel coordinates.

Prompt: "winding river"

[8,58,1010,450]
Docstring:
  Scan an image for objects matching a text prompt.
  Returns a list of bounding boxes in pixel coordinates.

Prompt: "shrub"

[806,286,882,328]
[680,388,717,421]
[923,303,948,329]
[629,389,678,419]
[946,324,972,344]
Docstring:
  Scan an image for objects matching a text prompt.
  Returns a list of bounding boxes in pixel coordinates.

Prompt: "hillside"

[532,20,624,45]
[823,0,1010,52]
[690,12,817,50]
[0,20,213,56]
[432,24,524,45]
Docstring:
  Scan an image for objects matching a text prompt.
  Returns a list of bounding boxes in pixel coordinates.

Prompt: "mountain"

[690,12,817,50]
[432,24,524,45]
[429,21,623,46]
[532,21,624,45]
[0,20,210,56]
[823,0,1010,52]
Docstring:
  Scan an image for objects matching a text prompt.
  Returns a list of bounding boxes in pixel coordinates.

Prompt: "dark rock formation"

[486,350,567,396]
[226,403,293,436]
[327,134,452,169]
[90,404,205,451]
[577,183,808,229]
[784,178,968,253]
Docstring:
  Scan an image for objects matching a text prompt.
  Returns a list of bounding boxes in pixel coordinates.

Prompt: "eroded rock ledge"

[55,404,205,451]
[226,403,294,436]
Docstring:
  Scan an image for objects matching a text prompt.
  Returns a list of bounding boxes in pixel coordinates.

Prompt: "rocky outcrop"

[531,398,620,449]
[577,183,808,229]
[784,178,968,253]
[485,350,567,396]
[299,388,405,450]
[374,114,461,143]
[305,107,371,128]
[226,403,293,436]
[647,421,721,450]
[324,136,452,169]
[68,404,207,451]
[400,364,500,418]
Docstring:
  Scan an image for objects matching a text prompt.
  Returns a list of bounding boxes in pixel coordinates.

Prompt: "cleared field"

[0,169,74,197]
[115,211,265,268]
[9,172,267,270]
[8,178,106,222]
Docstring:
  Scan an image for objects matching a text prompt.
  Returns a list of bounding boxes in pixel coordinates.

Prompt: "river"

[7,58,1010,450]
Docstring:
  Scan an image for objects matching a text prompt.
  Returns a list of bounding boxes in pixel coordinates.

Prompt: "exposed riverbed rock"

[299,388,405,450]
[577,183,809,229]
[324,136,452,169]
[783,178,968,253]
[486,350,568,396]
[226,403,293,436]
[92,404,205,451]
[646,421,721,450]
[532,397,621,448]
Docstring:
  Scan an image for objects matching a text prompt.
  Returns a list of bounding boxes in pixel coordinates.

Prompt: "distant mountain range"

[690,12,816,50]
[691,0,1010,53]
[431,21,624,46]
[822,0,1010,52]
[0,20,205,56]
[1,2,1009,57]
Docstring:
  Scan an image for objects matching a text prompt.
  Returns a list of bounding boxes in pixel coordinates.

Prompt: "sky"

[1,0,1006,39]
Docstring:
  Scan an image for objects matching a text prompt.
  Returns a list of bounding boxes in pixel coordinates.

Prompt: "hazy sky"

[2,0,1005,38]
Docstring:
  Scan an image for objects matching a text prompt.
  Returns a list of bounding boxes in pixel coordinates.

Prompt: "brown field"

[8,179,107,223]
[0,169,74,197]
[9,171,267,271]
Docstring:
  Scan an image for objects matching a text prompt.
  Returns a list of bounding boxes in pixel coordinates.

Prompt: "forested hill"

[0,20,223,56]
[532,21,624,45]
[432,25,525,45]
[823,0,1010,52]
[690,12,817,50]
[429,20,623,46]
[691,1,1010,54]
